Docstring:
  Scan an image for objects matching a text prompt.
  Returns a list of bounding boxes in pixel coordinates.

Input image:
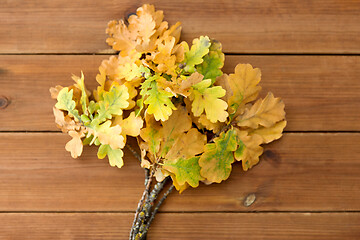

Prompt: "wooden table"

[1,0,360,239]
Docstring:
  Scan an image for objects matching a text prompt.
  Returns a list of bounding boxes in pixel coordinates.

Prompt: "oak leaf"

[189,79,228,123]
[97,144,124,168]
[140,114,163,156]
[55,87,81,121]
[65,130,85,158]
[163,157,204,188]
[113,112,144,137]
[92,121,125,150]
[249,120,287,144]
[183,36,211,73]
[50,85,63,99]
[159,105,192,158]
[199,129,238,183]
[227,64,262,114]
[97,84,130,122]
[236,92,285,129]
[165,128,206,161]
[234,129,263,171]
[197,39,224,83]
[143,80,176,121]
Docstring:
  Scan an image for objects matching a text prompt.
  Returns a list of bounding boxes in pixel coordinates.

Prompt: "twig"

[139,184,175,240]
[133,177,171,240]
[126,144,141,162]
[129,169,153,239]
[126,144,150,186]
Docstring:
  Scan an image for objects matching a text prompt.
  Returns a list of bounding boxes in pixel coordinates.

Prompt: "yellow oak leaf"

[197,114,224,133]
[236,92,285,129]
[234,129,264,171]
[152,39,178,75]
[93,121,125,150]
[159,105,192,157]
[65,130,85,158]
[143,80,176,121]
[161,21,182,45]
[182,36,211,73]
[165,128,206,161]
[128,10,156,46]
[228,64,262,114]
[113,112,144,137]
[189,79,228,123]
[137,4,164,28]
[249,120,287,144]
[171,173,190,193]
[139,114,163,156]
[123,82,138,110]
[106,19,136,53]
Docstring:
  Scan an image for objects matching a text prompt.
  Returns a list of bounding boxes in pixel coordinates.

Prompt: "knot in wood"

[243,193,256,207]
[0,96,10,109]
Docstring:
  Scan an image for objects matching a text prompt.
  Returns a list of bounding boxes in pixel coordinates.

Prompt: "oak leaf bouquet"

[50,4,286,239]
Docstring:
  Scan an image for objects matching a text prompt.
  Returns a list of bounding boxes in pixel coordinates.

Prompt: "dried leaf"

[249,120,287,144]
[234,130,263,171]
[49,85,63,99]
[236,92,285,129]
[228,64,262,114]
[165,128,206,161]
[159,105,192,157]
[65,130,85,158]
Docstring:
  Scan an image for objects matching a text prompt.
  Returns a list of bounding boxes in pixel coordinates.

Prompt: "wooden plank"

[1,55,360,131]
[1,212,359,239]
[0,0,359,54]
[1,133,360,212]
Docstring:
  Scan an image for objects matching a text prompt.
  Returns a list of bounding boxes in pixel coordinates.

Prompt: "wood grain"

[1,0,359,54]
[1,132,359,212]
[1,212,359,239]
[1,55,359,131]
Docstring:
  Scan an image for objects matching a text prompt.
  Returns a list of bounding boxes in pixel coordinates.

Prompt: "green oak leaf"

[143,81,176,121]
[97,144,124,168]
[97,84,130,122]
[183,36,211,73]
[196,39,224,84]
[163,157,204,188]
[55,87,81,120]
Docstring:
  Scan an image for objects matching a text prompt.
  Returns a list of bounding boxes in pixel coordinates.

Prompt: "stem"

[126,144,175,240]
[130,170,153,239]
[139,184,175,240]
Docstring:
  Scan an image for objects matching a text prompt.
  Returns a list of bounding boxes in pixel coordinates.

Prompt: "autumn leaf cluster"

[50,4,286,192]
